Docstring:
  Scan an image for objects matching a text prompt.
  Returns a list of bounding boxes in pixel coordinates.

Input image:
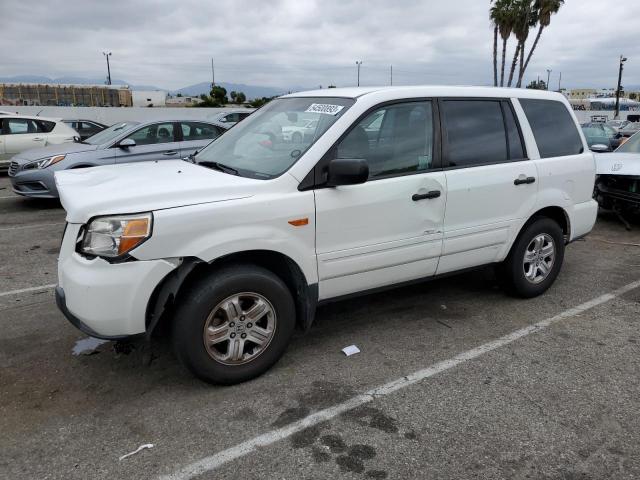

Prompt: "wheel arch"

[145,250,318,338]
[527,206,571,241]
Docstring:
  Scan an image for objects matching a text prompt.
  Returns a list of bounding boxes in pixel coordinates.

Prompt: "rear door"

[314,100,446,300]
[179,121,224,157]
[115,122,181,163]
[437,98,537,274]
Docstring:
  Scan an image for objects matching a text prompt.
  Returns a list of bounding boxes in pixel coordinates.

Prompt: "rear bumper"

[569,199,598,241]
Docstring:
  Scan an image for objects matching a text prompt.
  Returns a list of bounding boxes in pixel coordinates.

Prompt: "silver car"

[8,119,227,198]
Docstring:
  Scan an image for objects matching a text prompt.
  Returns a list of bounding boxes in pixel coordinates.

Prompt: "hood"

[595,152,640,176]
[14,142,99,164]
[55,160,259,223]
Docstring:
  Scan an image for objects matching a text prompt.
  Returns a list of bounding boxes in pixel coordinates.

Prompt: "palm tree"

[508,0,535,87]
[517,0,564,86]
[490,1,499,86]
[491,0,516,87]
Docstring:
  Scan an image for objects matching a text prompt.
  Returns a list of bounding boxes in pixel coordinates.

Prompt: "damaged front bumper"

[594,174,640,211]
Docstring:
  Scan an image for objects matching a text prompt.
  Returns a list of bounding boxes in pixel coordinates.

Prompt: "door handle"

[514,176,536,185]
[412,190,441,201]
[33,138,44,141]
[163,151,177,155]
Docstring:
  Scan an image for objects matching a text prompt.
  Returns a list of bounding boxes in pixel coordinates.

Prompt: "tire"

[496,217,565,298]
[172,264,296,385]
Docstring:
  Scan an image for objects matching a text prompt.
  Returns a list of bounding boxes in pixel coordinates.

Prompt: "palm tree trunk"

[493,26,498,87]
[507,43,520,87]
[518,25,544,87]
[517,38,526,87]
[500,37,507,87]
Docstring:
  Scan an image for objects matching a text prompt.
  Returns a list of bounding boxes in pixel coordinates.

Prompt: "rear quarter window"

[520,99,583,158]
[37,120,56,133]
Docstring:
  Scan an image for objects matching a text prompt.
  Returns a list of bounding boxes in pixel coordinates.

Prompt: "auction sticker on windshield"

[305,103,345,115]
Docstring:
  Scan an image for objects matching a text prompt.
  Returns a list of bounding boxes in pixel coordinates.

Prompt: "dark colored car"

[62,119,108,141]
[581,125,614,152]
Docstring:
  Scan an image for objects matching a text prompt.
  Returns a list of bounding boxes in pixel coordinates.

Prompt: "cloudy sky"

[2,0,639,91]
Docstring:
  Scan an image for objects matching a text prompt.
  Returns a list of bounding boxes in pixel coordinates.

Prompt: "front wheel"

[497,217,565,298]
[172,265,296,384]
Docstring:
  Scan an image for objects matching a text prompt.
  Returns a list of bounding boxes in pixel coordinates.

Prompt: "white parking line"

[0,195,19,200]
[0,222,63,232]
[158,278,640,480]
[0,284,57,297]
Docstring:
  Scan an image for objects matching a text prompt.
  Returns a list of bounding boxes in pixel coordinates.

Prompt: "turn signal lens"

[118,218,151,255]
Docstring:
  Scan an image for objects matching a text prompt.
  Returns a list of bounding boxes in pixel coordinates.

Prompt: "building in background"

[132,90,167,107]
[165,95,204,107]
[0,83,132,107]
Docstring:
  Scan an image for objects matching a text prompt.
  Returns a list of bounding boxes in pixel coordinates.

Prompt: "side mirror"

[118,138,136,149]
[326,158,369,187]
[590,144,610,153]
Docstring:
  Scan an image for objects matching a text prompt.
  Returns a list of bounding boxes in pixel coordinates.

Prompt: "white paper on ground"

[341,345,360,356]
[119,444,154,461]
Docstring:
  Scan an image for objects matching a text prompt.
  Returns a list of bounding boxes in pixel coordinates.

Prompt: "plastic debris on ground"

[72,337,109,356]
[341,345,360,356]
[119,444,154,461]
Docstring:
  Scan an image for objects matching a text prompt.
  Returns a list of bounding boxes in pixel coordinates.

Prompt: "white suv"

[55,86,597,384]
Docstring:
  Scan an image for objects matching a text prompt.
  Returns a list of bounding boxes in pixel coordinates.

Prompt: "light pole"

[355,61,362,87]
[615,55,627,119]
[102,52,112,85]
[558,72,562,92]
[546,69,552,90]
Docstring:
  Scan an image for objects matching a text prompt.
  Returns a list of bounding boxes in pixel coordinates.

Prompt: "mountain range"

[0,75,299,100]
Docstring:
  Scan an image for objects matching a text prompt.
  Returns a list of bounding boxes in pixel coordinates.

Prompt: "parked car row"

[8,119,229,198]
[1,109,254,178]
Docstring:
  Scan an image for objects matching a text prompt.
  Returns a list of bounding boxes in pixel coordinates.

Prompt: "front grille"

[8,161,19,176]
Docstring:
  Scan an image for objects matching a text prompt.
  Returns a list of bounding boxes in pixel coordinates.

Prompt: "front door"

[116,122,181,163]
[437,99,538,274]
[314,100,446,300]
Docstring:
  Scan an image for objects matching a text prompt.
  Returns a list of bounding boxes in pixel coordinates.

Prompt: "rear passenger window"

[441,100,509,167]
[337,101,434,179]
[181,122,221,141]
[37,120,55,133]
[520,99,583,158]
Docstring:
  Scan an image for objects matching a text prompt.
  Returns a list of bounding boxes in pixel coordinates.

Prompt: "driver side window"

[127,123,175,146]
[336,101,434,179]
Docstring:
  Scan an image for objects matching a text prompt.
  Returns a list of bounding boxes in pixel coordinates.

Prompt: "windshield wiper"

[198,161,239,176]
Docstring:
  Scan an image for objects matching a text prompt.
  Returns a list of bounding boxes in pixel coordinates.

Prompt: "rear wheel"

[497,217,565,298]
[172,265,296,384]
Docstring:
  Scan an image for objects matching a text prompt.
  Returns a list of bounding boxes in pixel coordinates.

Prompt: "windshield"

[617,132,640,153]
[194,97,354,179]
[85,121,139,145]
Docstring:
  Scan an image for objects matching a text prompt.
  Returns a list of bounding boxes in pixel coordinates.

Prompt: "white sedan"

[1,114,77,173]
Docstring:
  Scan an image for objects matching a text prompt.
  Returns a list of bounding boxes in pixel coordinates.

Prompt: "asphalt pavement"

[1,174,639,480]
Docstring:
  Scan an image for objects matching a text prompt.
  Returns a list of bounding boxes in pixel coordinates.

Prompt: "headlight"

[80,213,153,258]
[28,154,66,169]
